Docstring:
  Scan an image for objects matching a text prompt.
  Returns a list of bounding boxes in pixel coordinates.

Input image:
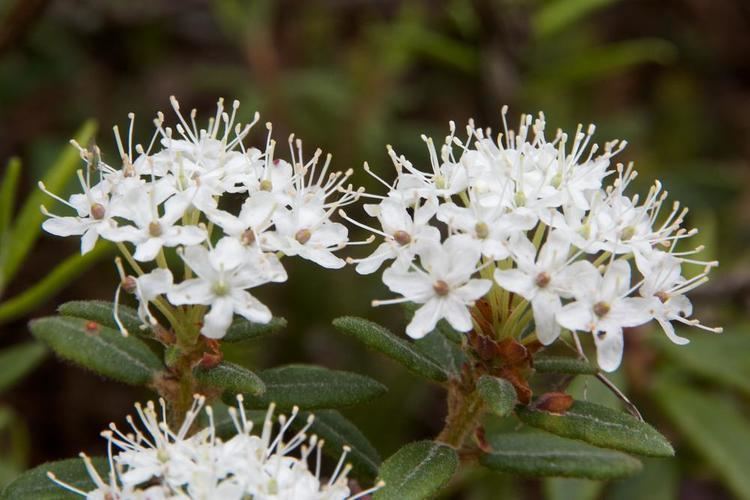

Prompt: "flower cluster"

[41,97,359,339]
[349,107,721,371]
[49,396,382,499]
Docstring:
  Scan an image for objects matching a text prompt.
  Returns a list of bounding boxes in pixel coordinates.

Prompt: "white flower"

[376,235,492,339]
[168,238,275,338]
[346,196,441,274]
[48,396,383,500]
[129,267,174,332]
[356,107,719,370]
[437,193,536,260]
[638,252,721,344]
[103,190,205,262]
[557,260,653,371]
[264,202,349,269]
[40,171,118,254]
[494,232,598,345]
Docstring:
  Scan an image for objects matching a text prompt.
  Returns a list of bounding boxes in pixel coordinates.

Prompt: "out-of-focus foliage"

[0,0,748,498]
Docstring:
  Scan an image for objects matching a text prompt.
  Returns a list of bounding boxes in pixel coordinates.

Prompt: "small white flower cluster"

[41,97,359,339]
[349,107,720,371]
[48,396,382,500]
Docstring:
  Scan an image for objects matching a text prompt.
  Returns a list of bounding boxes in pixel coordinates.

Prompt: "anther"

[433,280,450,296]
[295,229,312,245]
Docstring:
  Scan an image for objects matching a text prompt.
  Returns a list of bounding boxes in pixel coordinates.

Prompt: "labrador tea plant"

[2,99,719,500]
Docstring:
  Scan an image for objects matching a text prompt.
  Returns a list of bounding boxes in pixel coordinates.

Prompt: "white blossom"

[48,396,383,500]
[40,96,357,340]
[375,236,492,339]
[353,106,719,371]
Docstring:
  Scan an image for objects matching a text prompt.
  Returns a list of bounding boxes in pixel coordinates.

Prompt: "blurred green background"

[0,0,749,498]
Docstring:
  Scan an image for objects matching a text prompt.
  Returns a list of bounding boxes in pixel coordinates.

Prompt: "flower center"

[475,222,489,239]
[578,222,591,239]
[514,191,526,207]
[90,203,105,220]
[295,228,312,245]
[241,229,255,246]
[260,179,273,191]
[551,172,563,189]
[655,291,670,303]
[149,221,162,237]
[434,175,447,190]
[212,281,229,296]
[535,272,551,288]
[620,225,636,241]
[593,301,611,317]
[433,280,450,296]
[393,230,411,246]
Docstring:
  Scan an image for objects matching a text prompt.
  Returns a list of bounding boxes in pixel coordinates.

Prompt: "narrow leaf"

[0,341,47,393]
[222,316,287,342]
[481,431,641,480]
[654,379,750,500]
[517,400,674,457]
[3,120,97,286]
[374,441,458,500]
[29,316,163,386]
[654,331,750,397]
[245,364,387,410]
[606,458,679,500]
[544,478,603,500]
[477,375,517,417]
[298,410,381,478]
[0,242,113,326]
[533,0,616,37]
[195,361,265,397]
[414,330,465,376]
[1,456,107,500]
[0,158,21,251]
[58,300,143,337]
[333,316,448,382]
[534,356,598,375]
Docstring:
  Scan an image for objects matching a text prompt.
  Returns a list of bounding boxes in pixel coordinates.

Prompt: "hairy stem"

[436,388,484,449]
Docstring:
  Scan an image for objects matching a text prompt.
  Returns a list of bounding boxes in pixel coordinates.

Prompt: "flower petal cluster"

[48,396,382,500]
[354,108,720,371]
[41,97,356,339]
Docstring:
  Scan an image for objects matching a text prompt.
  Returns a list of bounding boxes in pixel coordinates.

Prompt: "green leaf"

[29,316,163,386]
[333,316,449,382]
[606,458,679,500]
[244,364,387,410]
[0,158,21,251]
[0,341,47,393]
[58,300,143,337]
[374,441,458,500]
[531,39,676,87]
[0,405,31,470]
[481,431,642,480]
[0,242,113,326]
[2,121,96,289]
[654,379,750,500]
[534,356,598,375]
[222,316,287,342]
[1,456,107,500]
[544,478,603,500]
[477,375,517,417]
[533,0,617,37]
[298,410,381,478]
[517,400,674,457]
[413,331,465,377]
[195,361,265,397]
[654,330,750,397]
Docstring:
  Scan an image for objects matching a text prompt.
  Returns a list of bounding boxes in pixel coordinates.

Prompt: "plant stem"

[436,389,484,449]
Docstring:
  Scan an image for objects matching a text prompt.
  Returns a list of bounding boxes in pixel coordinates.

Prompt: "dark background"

[1,1,749,498]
